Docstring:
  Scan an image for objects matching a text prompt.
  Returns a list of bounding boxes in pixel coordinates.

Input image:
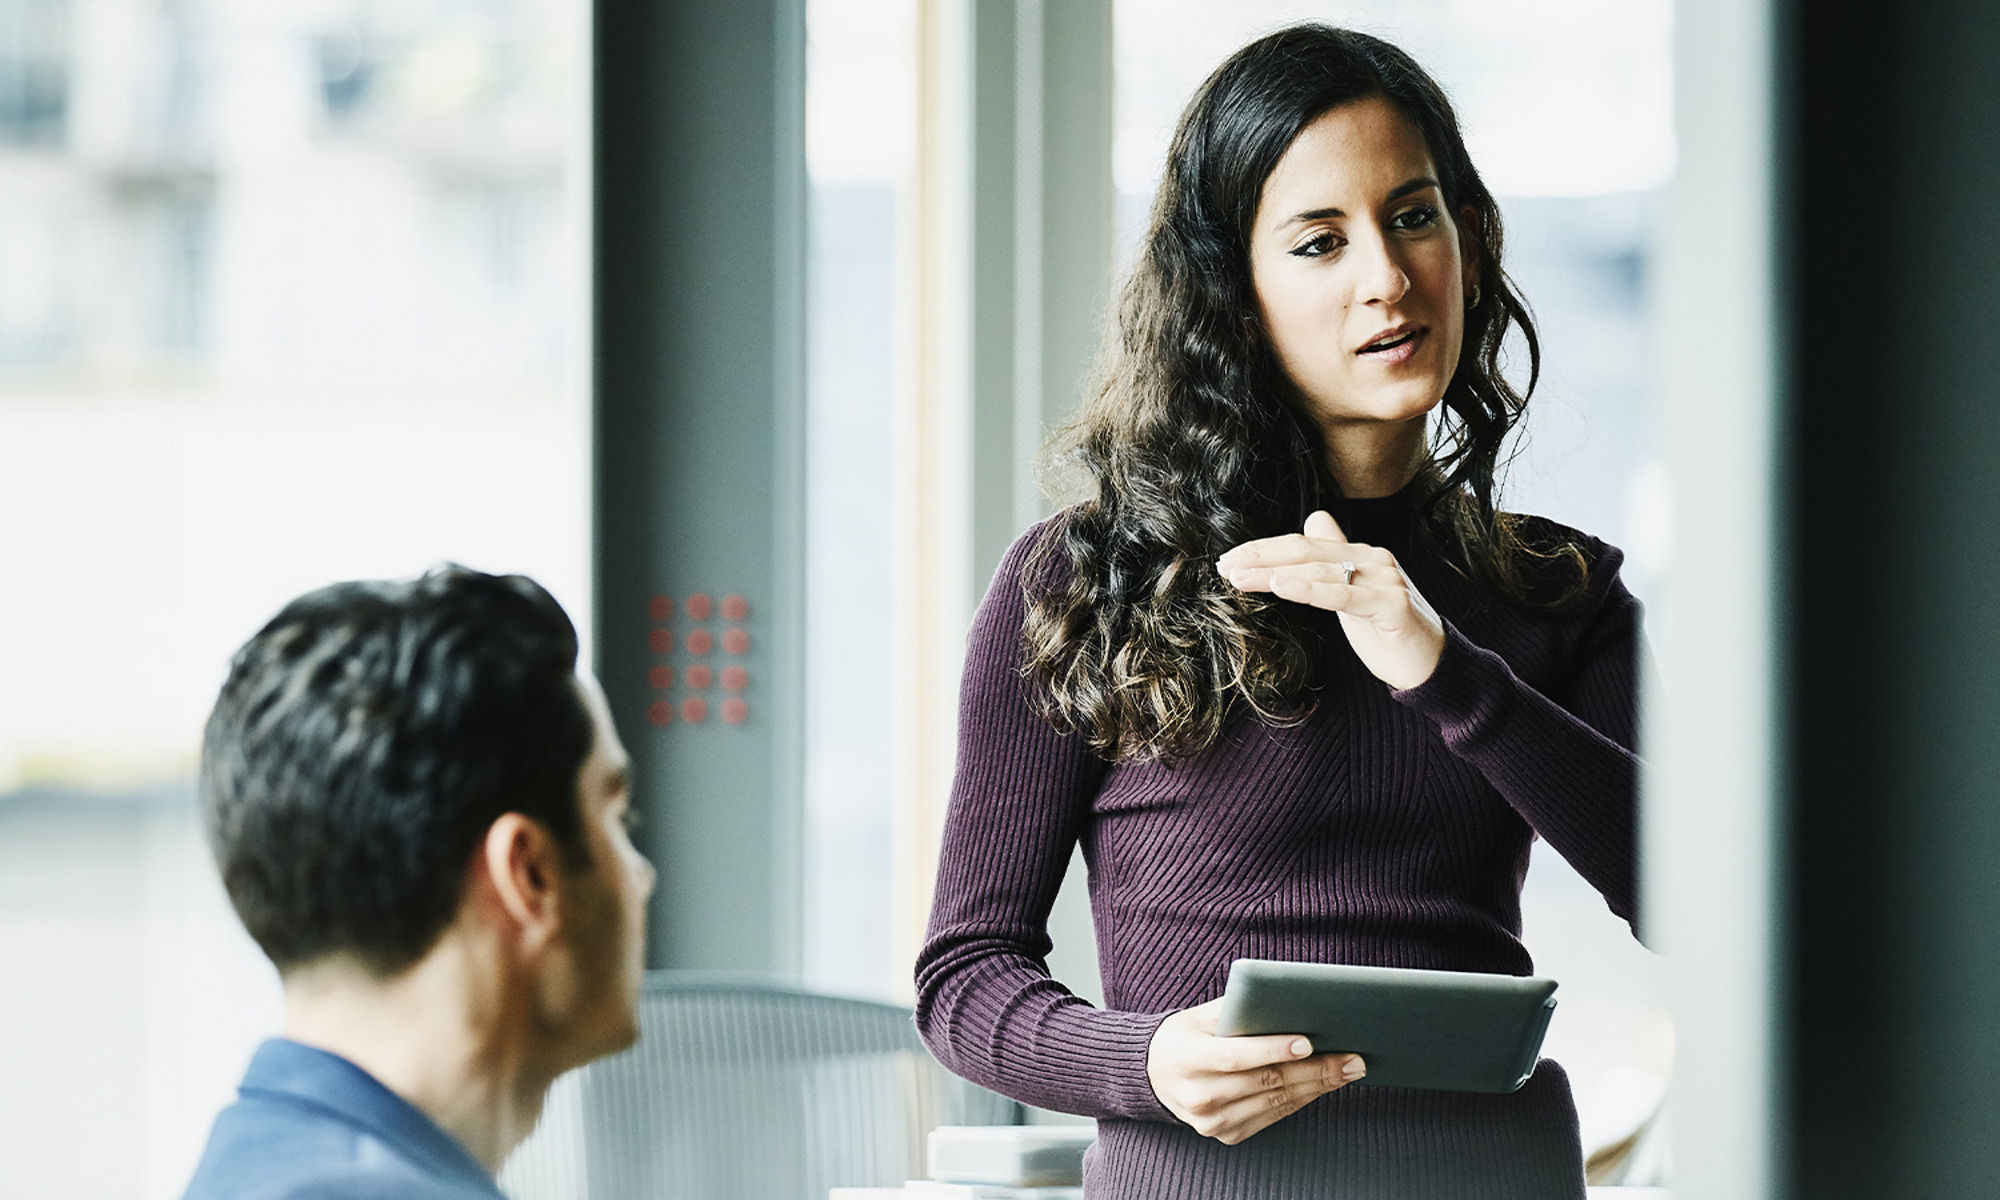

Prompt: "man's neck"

[280,944,555,1174]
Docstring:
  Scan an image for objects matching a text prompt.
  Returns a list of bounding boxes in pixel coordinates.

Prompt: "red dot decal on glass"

[685,593,714,621]
[722,628,749,655]
[685,629,714,656]
[647,594,673,622]
[647,628,673,655]
[647,665,673,691]
[721,698,748,725]
[647,700,673,727]
[720,594,748,621]
[721,665,748,691]
[685,664,714,690]
[680,696,709,724]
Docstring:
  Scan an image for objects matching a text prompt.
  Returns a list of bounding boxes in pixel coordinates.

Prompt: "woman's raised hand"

[1145,998,1366,1144]
[1217,510,1446,691]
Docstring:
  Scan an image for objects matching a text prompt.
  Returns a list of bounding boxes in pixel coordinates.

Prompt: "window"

[0,3,586,1195]
[800,0,918,1001]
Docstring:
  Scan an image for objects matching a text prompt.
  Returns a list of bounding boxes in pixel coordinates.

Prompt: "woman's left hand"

[1217,510,1446,691]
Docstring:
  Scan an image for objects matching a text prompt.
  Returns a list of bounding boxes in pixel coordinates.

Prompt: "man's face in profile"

[538,673,654,1067]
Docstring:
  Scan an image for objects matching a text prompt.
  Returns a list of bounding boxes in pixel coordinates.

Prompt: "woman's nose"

[1355,232,1411,305]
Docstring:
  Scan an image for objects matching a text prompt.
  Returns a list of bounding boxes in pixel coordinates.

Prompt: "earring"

[1467,284,1482,309]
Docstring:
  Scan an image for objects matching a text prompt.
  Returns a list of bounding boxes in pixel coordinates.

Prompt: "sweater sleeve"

[913,527,1177,1122]
[1390,542,1645,935]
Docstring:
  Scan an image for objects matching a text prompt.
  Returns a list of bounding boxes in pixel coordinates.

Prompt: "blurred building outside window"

[800,0,918,1003]
[0,2,586,1197]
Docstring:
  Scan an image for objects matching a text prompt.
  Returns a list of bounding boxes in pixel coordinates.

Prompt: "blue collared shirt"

[181,1038,507,1200]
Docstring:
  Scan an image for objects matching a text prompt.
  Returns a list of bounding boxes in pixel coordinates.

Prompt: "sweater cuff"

[1070,1008,1177,1123]
[1388,619,1516,748]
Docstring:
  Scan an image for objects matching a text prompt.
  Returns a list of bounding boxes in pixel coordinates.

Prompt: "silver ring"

[1337,560,1356,586]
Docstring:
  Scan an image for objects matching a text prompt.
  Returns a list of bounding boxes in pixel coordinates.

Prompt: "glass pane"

[0,2,585,1195]
[801,0,915,1001]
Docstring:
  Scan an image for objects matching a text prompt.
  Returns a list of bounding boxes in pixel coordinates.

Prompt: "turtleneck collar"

[1319,474,1423,546]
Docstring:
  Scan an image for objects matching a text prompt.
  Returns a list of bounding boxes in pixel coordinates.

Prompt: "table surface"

[832,1189,1672,1198]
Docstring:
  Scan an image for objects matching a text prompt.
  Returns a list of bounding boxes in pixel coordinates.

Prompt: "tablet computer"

[1214,958,1558,1094]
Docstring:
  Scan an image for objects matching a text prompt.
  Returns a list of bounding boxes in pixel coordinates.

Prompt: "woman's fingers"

[1177,1052,1369,1144]
[1301,508,1345,543]
[1205,1031,1317,1073]
[1214,1054,1368,1143]
[1175,996,1225,1032]
[1216,516,1446,690]
[1218,533,1390,571]
[1150,1003,1311,1089]
[1147,1001,1369,1144]
[1211,514,1447,691]
[1269,572,1421,625]
[1225,566,1415,632]
[1268,573,1366,614]
[1224,560,1395,598]
[1220,553,1395,597]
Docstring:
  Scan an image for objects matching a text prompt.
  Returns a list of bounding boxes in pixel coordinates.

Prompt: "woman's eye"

[1289,232,1342,258]
[1393,204,1440,231]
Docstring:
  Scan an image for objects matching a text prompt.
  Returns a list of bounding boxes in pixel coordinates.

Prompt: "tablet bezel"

[1214,958,1558,1094]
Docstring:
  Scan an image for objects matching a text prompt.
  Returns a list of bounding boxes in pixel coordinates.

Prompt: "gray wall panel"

[595,0,805,974]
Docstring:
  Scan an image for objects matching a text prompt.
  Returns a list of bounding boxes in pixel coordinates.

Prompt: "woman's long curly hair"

[1023,24,1586,763]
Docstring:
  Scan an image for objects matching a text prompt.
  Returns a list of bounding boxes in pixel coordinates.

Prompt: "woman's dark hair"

[1025,23,1585,762]
[199,564,595,977]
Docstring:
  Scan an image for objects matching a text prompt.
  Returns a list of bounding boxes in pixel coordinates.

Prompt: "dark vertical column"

[594,0,806,973]
[1783,0,2000,1192]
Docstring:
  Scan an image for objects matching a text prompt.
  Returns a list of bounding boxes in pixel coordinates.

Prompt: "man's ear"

[478,814,563,953]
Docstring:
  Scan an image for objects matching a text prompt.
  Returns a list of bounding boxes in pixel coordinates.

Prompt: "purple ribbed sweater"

[915,491,1642,1199]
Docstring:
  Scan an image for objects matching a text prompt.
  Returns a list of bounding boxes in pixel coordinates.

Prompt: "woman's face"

[1248,95,1476,442]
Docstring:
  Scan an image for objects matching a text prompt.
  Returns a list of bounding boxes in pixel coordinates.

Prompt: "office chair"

[501,971,1023,1200]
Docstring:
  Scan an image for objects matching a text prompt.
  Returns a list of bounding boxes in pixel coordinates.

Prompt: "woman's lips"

[1357,327,1425,366]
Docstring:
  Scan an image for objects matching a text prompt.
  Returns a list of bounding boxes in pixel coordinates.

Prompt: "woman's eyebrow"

[1273,176,1442,231]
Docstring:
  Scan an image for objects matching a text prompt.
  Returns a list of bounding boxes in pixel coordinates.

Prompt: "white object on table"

[925,1124,1095,1187]
[906,1184,1084,1199]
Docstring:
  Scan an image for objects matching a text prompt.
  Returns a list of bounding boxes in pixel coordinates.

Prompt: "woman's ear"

[479,813,563,954]
[1458,203,1482,298]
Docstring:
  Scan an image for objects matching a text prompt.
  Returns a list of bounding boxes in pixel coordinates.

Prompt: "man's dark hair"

[200,565,595,977]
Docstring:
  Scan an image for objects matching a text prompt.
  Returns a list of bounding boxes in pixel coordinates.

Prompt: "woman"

[915,24,1641,1199]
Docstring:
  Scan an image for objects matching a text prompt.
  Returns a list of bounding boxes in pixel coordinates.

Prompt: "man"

[181,565,655,1200]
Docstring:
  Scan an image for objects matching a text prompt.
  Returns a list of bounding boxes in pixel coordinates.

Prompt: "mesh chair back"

[501,972,1020,1200]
